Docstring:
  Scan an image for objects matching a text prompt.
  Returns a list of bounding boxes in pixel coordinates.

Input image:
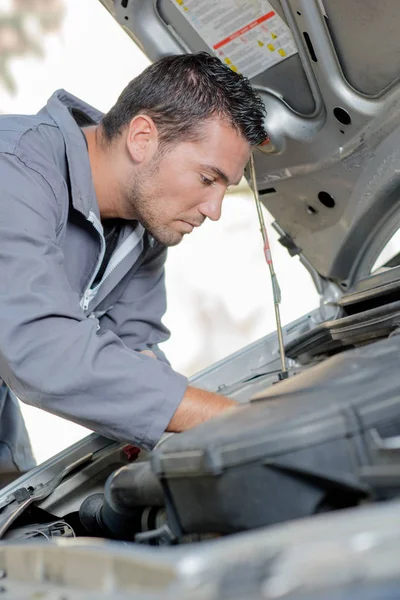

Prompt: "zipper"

[80,213,145,312]
[80,211,106,312]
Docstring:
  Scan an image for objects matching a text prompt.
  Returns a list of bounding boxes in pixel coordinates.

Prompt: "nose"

[198,189,224,222]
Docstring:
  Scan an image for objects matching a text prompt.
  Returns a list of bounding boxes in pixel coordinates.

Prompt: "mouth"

[178,221,194,233]
[178,219,203,233]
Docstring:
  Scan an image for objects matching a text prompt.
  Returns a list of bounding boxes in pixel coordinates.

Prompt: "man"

[0,52,267,472]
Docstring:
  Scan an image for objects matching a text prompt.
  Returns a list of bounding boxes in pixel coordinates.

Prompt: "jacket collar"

[45,89,103,220]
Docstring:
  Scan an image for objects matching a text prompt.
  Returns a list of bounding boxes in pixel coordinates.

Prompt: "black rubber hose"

[79,462,165,540]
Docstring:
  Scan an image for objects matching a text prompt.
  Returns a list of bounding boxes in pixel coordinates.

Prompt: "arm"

[0,154,233,450]
[167,386,236,431]
[0,153,187,450]
[100,242,237,431]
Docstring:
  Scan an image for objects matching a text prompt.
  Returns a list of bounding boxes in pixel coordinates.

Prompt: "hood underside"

[99,0,400,288]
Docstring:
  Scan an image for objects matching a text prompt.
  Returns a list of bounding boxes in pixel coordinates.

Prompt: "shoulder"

[0,112,56,154]
[0,113,69,205]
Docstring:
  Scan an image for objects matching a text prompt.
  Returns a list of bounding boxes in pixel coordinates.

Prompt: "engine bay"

[2,266,400,548]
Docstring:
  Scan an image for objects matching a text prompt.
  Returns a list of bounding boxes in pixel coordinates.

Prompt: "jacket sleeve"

[98,241,172,365]
[0,153,188,450]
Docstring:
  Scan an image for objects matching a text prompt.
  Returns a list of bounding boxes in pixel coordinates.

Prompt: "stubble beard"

[124,161,183,247]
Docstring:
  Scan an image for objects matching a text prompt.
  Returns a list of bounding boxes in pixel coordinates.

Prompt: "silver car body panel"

[99,0,400,288]
[0,499,399,598]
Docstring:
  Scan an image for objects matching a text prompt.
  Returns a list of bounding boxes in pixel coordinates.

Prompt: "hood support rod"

[249,152,288,380]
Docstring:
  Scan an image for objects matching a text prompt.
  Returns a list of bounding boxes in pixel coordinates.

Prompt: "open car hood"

[99,0,400,289]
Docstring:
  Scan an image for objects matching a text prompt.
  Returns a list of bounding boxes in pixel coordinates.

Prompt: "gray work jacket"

[0,90,188,468]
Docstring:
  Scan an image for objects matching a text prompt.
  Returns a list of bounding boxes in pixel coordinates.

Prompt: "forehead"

[180,118,251,180]
[195,117,249,152]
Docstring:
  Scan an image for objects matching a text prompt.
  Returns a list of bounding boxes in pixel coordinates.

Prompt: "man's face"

[124,118,251,246]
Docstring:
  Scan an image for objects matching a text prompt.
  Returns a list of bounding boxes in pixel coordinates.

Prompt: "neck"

[83,126,122,220]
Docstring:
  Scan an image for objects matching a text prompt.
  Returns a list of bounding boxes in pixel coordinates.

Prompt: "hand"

[139,349,157,359]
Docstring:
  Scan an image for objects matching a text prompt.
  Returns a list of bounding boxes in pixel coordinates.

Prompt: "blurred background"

[0,0,319,464]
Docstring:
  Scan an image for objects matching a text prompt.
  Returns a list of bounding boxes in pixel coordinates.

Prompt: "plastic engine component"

[151,336,400,535]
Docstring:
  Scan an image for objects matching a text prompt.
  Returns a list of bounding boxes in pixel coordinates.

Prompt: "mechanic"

[0,52,267,473]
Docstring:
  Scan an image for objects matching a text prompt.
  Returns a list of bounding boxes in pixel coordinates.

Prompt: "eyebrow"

[200,164,241,187]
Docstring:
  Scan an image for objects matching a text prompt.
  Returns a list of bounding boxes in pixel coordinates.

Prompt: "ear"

[126,114,158,164]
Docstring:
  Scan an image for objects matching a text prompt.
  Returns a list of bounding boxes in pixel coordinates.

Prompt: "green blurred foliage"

[0,0,64,93]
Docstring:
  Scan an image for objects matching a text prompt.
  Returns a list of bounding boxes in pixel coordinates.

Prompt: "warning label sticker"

[170,0,298,79]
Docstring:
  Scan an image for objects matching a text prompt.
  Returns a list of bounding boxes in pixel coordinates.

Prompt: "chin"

[151,228,184,247]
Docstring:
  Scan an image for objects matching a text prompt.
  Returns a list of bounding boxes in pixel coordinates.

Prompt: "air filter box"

[151,337,400,535]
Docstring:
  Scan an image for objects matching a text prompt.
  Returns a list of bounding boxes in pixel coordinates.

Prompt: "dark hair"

[101,52,267,147]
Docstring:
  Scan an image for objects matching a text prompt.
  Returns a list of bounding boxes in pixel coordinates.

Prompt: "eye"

[200,174,215,186]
